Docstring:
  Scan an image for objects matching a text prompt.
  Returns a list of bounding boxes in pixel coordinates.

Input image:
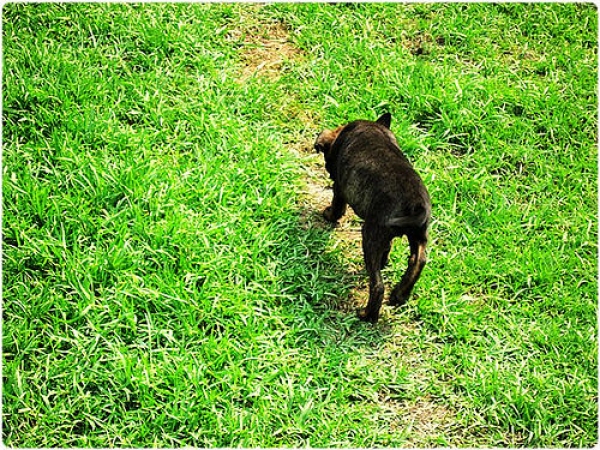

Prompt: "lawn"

[2,3,597,447]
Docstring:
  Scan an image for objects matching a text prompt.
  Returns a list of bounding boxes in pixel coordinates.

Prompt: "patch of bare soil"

[237,21,304,81]
[368,326,460,445]
[390,397,456,444]
[402,31,446,56]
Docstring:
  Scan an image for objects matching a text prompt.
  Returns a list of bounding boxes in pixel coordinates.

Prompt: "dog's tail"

[386,204,430,229]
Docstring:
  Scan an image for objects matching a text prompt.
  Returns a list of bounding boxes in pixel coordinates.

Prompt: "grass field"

[3,3,597,447]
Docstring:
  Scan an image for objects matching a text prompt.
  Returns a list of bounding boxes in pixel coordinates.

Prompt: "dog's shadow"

[284,142,396,340]
[281,200,396,344]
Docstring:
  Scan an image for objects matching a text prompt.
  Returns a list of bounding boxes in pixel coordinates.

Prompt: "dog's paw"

[388,290,409,307]
[357,308,379,324]
[322,206,338,223]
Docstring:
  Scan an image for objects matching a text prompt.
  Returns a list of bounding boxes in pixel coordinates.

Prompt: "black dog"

[314,113,431,323]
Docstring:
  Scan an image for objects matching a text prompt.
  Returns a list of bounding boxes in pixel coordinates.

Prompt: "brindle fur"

[315,113,431,323]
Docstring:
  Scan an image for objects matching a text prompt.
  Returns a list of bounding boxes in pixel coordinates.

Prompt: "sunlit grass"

[3,3,597,447]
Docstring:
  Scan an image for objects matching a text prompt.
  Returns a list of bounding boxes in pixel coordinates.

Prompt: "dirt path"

[233,9,463,446]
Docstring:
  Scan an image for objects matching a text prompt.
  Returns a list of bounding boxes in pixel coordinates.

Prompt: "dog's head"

[314,126,343,158]
[314,113,392,156]
[314,127,343,179]
[314,113,393,179]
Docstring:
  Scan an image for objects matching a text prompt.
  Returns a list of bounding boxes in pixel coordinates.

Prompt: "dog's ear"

[376,112,392,129]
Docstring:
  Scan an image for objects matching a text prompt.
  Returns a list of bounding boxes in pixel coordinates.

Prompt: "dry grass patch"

[390,397,457,445]
[238,21,304,81]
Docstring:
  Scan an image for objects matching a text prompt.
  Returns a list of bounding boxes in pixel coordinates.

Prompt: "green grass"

[2,3,597,447]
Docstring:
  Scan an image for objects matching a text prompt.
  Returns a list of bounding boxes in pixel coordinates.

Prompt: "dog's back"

[332,119,431,233]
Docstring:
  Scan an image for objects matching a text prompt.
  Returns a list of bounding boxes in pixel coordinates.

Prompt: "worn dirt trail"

[233,9,461,446]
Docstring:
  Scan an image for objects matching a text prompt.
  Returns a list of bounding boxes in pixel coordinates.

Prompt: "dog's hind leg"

[381,241,392,268]
[389,229,427,306]
[358,222,393,323]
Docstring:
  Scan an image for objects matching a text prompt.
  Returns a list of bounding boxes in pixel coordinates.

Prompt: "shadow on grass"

[281,202,397,347]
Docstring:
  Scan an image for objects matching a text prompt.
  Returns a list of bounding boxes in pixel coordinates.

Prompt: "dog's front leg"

[323,183,347,223]
[358,222,392,323]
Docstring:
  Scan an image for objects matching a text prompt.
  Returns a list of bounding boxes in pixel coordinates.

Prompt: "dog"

[314,113,431,323]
